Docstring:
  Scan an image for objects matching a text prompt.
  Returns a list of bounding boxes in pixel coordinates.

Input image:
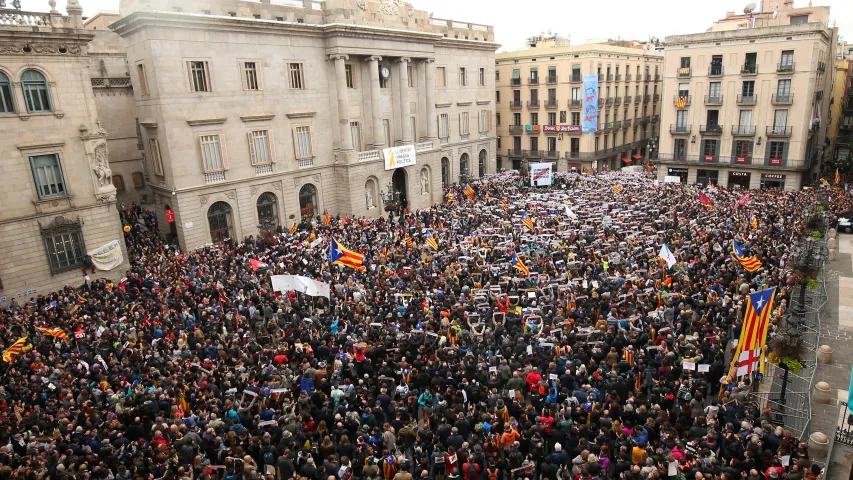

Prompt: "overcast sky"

[20,0,852,52]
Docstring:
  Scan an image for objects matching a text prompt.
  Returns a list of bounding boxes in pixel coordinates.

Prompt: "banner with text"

[271,275,331,299]
[530,163,553,186]
[582,74,599,134]
[89,240,124,271]
[383,144,417,171]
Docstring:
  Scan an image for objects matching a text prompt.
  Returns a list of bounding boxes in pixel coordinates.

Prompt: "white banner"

[383,144,417,171]
[530,163,553,186]
[270,275,331,299]
[89,240,123,271]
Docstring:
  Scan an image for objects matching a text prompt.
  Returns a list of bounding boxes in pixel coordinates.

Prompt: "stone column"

[330,55,353,151]
[424,58,437,141]
[398,58,412,144]
[366,56,384,149]
[417,61,427,141]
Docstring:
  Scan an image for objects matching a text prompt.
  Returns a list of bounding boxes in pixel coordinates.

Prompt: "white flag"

[565,206,578,220]
[659,244,677,269]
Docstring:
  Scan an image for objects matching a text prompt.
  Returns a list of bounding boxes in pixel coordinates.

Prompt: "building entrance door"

[392,168,408,211]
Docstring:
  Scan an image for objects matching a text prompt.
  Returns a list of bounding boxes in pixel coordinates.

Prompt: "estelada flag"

[511,252,530,276]
[727,287,776,380]
[248,258,268,271]
[424,231,439,251]
[2,337,27,362]
[521,212,535,231]
[836,168,842,185]
[405,237,414,248]
[323,211,331,226]
[463,184,476,201]
[35,327,68,340]
[330,238,365,270]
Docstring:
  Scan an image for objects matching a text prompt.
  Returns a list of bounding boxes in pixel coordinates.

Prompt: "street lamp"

[380,180,400,206]
[647,138,658,161]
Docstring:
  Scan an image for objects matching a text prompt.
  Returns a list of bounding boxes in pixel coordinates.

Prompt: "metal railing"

[626,74,632,81]
[705,95,723,105]
[606,74,613,81]
[526,100,540,108]
[670,124,691,134]
[546,76,558,84]
[772,93,794,105]
[570,74,582,83]
[777,62,795,74]
[614,97,622,105]
[732,125,756,136]
[522,150,543,158]
[542,150,560,159]
[737,94,757,105]
[699,124,723,135]
[767,125,793,137]
[605,97,614,105]
[623,119,632,128]
[508,125,524,134]
[643,95,650,103]
[529,77,539,85]
[507,149,523,157]
[615,74,622,81]
[624,95,632,104]
[511,78,521,86]
[544,100,559,109]
[741,64,758,75]
[678,67,691,78]
[569,100,581,108]
[509,101,522,109]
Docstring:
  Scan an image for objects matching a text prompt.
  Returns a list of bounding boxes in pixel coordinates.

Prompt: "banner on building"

[530,163,553,186]
[383,144,417,171]
[582,74,599,134]
[271,275,331,299]
[89,240,124,271]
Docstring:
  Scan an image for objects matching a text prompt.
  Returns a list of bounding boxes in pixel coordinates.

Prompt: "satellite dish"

[744,2,756,14]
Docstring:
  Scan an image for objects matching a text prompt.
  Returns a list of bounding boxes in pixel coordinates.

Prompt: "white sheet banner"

[383,144,417,171]
[270,275,331,299]
[530,163,553,186]
[89,240,123,271]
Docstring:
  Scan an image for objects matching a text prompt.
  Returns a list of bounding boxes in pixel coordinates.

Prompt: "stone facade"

[0,6,129,305]
[111,0,498,251]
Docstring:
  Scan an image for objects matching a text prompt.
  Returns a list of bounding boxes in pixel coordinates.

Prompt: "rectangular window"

[294,126,314,159]
[437,67,447,87]
[439,113,449,140]
[547,136,557,152]
[239,61,259,91]
[530,137,539,151]
[0,78,14,113]
[571,87,580,101]
[149,138,164,176]
[780,50,794,68]
[742,80,755,97]
[496,91,500,103]
[188,61,211,92]
[513,136,522,150]
[459,67,467,87]
[479,67,486,86]
[548,112,557,125]
[774,109,788,127]
[594,137,600,152]
[30,154,66,199]
[674,139,686,159]
[680,57,691,68]
[136,63,149,96]
[495,70,500,81]
[530,112,538,125]
[548,66,557,83]
[345,64,355,88]
[571,112,580,125]
[513,113,521,125]
[739,110,752,127]
[288,63,304,89]
[709,82,721,98]
[530,89,539,103]
[777,79,792,96]
[350,121,362,151]
[548,88,557,103]
[460,112,470,135]
[560,111,567,123]
[248,130,273,165]
[769,141,785,158]
[570,137,580,153]
[199,134,226,172]
[735,140,751,157]
[382,119,391,147]
[479,110,491,132]
[530,68,539,82]
[676,110,687,127]
[789,15,808,25]
[113,175,125,192]
[703,139,717,157]
[42,223,86,274]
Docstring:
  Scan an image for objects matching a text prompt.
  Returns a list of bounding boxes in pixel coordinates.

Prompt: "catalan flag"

[382,455,397,480]
[610,185,623,195]
[2,337,27,363]
[521,212,535,231]
[289,223,297,234]
[446,192,456,203]
[178,393,190,413]
[511,252,530,276]
[750,213,758,230]
[726,288,776,380]
[424,230,439,251]
[35,327,68,340]
[624,346,635,367]
[501,199,508,212]
[76,295,87,305]
[634,372,642,392]
[583,167,590,174]
[330,238,365,270]
[405,237,413,248]
[323,211,331,226]
[463,184,476,201]
[732,239,762,272]
[836,168,842,185]
[676,96,688,109]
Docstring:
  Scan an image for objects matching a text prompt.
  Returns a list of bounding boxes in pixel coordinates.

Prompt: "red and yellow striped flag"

[725,288,775,382]
[35,327,68,340]
[290,223,297,234]
[323,211,331,226]
[2,337,27,362]
[405,237,414,248]
[463,184,476,201]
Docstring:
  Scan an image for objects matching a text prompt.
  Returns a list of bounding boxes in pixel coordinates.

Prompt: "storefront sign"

[525,125,541,132]
[761,174,786,180]
[89,240,124,271]
[383,144,417,171]
[668,168,688,175]
[569,163,581,169]
[768,157,783,166]
[703,155,716,162]
[734,156,749,164]
[165,209,175,224]
[729,171,750,177]
[542,125,581,133]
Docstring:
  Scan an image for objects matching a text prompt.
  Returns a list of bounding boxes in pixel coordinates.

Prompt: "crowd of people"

[0,170,850,480]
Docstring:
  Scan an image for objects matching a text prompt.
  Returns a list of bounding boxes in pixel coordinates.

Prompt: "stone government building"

[111,0,499,250]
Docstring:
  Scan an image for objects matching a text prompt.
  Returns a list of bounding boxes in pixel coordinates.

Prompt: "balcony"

[741,64,758,75]
[737,94,757,105]
[658,153,812,170]
[654,74,661,81]
[598,73,604,82]
[625,95,632,104]
[615,74,622,82]
[527,100,540,108]
[297,157,315,168]
[205,171,227,184]
[509,101,522,109]
[623,119,632,128]
[507,149,523,157]
[598,98,604,107]
[678,67,691,78]
[653,94,660,103]
[606,97,614,105]
[254,163,274,176]
[543,150,560,159]
[644,74,651,83]
[509,125,524,134]
[766,125,793,137]
[777,63,795,74]
[511,78,521,86]
[670,124,691,135]
[614,97,622,105]
[771,93,793,105]
[626,73,632,81]
[570,74,582,83]
[545,100,559,109]
[606,74,613,81]
[523,150,543,158]
[529,77,539,85]
[673,95,692,106]
[643,95,650,104]
[704,95,723,106]
[636,73,643,82]
[699,124,723,136]
[546,76,558,84]
[731,125,756,136]
[566,151,596,160]
[569,99,582,109]
[634,96,642,104]
[708,65,724,77]
[652,115,660,123]
[639,117,649,126]
[612,121,622,129]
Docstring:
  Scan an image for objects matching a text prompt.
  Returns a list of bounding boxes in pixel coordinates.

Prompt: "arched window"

[256,192,279,230]
[0,72,16,114]
[207,201,233,243]
[298,184,318,219]
[459,153,469,184]
[131,172,145,188]
[112,174,125,191]
[21,70,52,113]
[478,149,487,178]
[441,157,449,189]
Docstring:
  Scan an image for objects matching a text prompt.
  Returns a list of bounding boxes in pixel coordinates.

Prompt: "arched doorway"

[207,201,233,243]
[392,168,408,210]
[478,149,487,178]
[441,157,449,189]
[298,184,318,220]
[164,204,178,242]
[459,153,469,184]
[256,192,279,231]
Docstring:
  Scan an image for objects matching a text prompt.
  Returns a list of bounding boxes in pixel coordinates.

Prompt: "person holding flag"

[732,239,762,272]
[521,212,534,231]
[424,230,439,251]
[330,238,365,270]
[511,252,530,276]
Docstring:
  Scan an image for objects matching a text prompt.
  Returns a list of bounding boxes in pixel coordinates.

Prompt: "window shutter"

[292,127,300,158]
[247,131,257,165]
[764,141,771,165]
[782,141,789,165]
[187,62,194,91]
[268,131,276,163]
[459,112,463,134]
[220,136,229,170]
[731,140,737,161]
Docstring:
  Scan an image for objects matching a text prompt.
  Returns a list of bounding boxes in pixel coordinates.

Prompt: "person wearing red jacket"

[525,370,542,391]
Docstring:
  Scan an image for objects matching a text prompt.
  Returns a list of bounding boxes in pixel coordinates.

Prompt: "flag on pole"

[521,212,535,231]
[727,288,776,379]
[511,252,530,276]
[289,223,297,234]
[330,239,365,270]
[658,244,677,269]
[323,211,331,226]
[248,258,268,271]
[35,327,68,340]
[610,185,623,195]
[2,337,27,362]
[463,184,476,201]
[732,240,762,272]
[698,193,714,210]
[836,168,842,185]
[405,237,414,248]
[424,230,439,251]
[750,213,758,230]
[735,192,751,210]
[76,295,87,305]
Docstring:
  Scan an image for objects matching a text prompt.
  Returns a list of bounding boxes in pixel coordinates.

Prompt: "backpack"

[487,468,499,480]
[263,450,275,465]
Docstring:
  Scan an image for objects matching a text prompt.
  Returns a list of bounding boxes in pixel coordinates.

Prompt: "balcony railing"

[673,95,692,106]
[615,74,622,82]
[605,97,614,105]
[254,163,274,176]
[570,74,582,83]
[643,95,650,103]
[566,151,596,160]
[772,93,793,105]
[737,94,757,105]
[623,119,632,128]
[529,77,539,85]
[626,74,632,81]
[652,115,660,123]
[708,65,724,77]
[654,74,661,81]
[205,171,226,184]
[678,67,691,78]
[612,121,622,129]
[523,150,543,158]
[415,141,434,152]
[657,153,812,170]
[624,95,632,104]
[670,124,691,135]
[511,78,521,86]
[527,100,540,108]
[704,95,723,106]
[545,100,559,109]
[644,73,651,82]
[543,150,560,159]
[639,117,649,126]
[357,150,382,162]
[614,97,622,105]
[653,94,660,103]
[599,123,611,132]
[731,125,756,136]
[547,76,558,84]
[636,74,643,82]
[569,99,581,109]
[741,64,758,75]
[634,96,641,104]
[700,124,723,135]
[606,74,613,81]
[509,125,524,134]
[509,101,523,109]
[777,63,795,74]
[507,149,523,157]
[598,74,604,82]
[598,98,604,107]
[767,125,793,137]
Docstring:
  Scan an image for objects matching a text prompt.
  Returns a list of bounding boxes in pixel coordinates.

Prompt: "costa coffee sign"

[761,174,786,180]
[543,125,581,133]
[729,171,750,177]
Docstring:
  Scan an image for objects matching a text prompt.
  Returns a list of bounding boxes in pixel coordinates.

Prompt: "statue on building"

[365,185,375,209]
[0,0,23,9]
[92,143,113,190]
[420,170,429,194]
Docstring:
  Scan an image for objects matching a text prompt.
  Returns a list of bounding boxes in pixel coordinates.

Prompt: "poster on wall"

[383,144,417,171]
[530,163,553,186]
[89,240,124,271]
[582,74,599,134]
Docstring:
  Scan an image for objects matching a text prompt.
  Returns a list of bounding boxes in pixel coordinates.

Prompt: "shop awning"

[622,157,632,163]
[632,154,643,160]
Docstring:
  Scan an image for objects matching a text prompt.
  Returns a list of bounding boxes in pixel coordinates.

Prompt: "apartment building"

[112,0,498,251]
[657,2,837,190]
[834,59,853,169]
[0,2,129,304]
[495,36,663,173]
